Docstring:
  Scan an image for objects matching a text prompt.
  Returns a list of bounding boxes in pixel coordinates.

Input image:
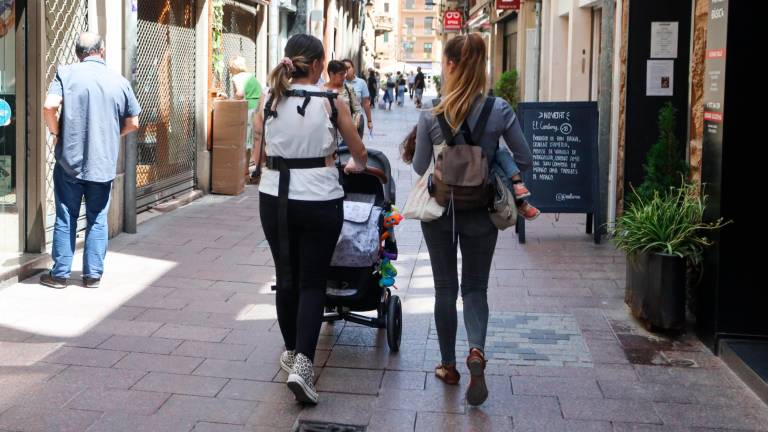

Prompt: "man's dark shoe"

[40,273,67,289]
[83,277,101,289]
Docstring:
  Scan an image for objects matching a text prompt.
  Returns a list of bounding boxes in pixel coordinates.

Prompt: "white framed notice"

[646,60,674,97]
[651,22,679,58]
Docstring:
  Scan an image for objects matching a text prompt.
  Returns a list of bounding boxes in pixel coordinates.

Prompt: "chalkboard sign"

[515,102,601,244]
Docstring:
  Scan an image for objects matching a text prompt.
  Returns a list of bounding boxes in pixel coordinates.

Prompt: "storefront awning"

[467,11,491,30]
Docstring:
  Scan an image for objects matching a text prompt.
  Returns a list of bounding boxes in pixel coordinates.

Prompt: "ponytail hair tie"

[280,57,295,73]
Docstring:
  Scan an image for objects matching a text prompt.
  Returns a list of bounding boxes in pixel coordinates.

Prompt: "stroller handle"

[340,163,389,184]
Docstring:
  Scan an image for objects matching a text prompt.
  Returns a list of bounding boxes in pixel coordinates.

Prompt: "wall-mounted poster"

[646,60,674,96]
[651,21,679,59]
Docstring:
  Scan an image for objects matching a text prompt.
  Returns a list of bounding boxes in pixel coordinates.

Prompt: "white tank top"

[258,84,344,201]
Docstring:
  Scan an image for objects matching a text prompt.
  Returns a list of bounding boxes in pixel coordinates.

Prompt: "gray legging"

[421,212,498,366]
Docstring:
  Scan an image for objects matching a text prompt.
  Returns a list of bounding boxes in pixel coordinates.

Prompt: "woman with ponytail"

[412,33,532,406]
[253,34,367,405]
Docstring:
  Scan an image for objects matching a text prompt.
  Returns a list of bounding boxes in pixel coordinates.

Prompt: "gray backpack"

[429,97,495,211]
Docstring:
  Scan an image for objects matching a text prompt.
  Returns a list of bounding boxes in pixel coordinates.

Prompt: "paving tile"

[156,394,255,425]
[559,397,661,424]
[66,387,170,415]
[98,335,183,355]
[47,365,146,389]
[368,409,416,432]
[172,341,254,361]
[414,411,512,432]
[654,402,768,431]
[193,359,279,381]
[315,367,383,395]
[44,346,127,367]
[132,372,228,397]
[298,393,377,426]
[114,352,203,374]
[153,324,231,343]
[217,379,295,403]
[0,406,101,432]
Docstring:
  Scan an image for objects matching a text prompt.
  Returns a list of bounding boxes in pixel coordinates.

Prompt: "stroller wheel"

[386,295,402,352]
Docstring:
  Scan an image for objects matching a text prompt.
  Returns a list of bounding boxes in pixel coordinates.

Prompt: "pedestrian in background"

[408,71,416,99]
[228,55,262,177]
[40,32,141,290]
[396,71,406,106]
[383,73,395,110]
[367,68,378,108]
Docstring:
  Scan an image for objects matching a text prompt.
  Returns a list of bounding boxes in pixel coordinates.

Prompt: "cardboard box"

[211,100,248,195]
[212,99,248,149]
[212,147,245,195]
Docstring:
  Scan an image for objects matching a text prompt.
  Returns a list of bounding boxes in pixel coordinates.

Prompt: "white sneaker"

[287,353,318,404]
[280,350,296,373]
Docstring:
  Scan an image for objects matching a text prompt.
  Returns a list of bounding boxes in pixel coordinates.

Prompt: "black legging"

[260,192,343,361]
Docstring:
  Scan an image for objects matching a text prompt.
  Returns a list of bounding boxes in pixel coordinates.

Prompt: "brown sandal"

[466,348,488,406]
[435,363,460,385]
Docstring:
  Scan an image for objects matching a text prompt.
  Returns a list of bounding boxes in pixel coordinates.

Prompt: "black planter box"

[626,252,686,331]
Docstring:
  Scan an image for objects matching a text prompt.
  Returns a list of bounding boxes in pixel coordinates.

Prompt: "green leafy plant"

[494,70,519,110]
[211,0,225,88]
[634,102,689,201]
[611,183,730,265]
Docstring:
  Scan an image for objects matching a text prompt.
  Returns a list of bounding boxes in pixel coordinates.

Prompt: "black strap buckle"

[265,156,281,170]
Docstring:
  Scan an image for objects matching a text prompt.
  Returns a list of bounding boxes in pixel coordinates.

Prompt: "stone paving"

[427,312,594,368]
[0,93,767,431]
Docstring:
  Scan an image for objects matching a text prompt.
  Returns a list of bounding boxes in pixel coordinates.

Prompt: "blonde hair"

[433,33,487,131]
[267,34,325,106]
[228,56,248,74]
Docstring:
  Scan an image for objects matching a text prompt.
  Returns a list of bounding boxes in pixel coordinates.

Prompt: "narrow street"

[0,95,766,431]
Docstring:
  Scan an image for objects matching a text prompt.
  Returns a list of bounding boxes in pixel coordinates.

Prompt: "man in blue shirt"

[40,33,141,289]
[342,59,373,138]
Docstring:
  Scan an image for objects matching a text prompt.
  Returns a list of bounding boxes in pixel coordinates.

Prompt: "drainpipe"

[597,0,615,232]
[123,0,138,233]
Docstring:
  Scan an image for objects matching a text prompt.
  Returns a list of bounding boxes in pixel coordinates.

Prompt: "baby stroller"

[324,147,403,351]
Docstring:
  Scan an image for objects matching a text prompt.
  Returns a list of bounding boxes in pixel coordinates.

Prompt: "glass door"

[0,0,20,253]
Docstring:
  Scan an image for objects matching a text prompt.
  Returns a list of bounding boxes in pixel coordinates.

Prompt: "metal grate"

[222,0,258,96]
[135,0,197,209]
[294,421,366,432]
[43,0,88,234]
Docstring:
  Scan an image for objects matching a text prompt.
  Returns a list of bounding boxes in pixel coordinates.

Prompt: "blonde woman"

[228,56,262,169]
[412,33,532,406]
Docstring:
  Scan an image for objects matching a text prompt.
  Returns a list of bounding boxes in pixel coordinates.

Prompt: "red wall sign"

[496,0,520,10]
[706,48,726,59]
[444,9,463,31]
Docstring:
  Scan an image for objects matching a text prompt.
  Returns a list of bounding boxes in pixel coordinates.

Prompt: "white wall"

[540,0,596,102]
[566,1,591,100]
[89,0,124,74]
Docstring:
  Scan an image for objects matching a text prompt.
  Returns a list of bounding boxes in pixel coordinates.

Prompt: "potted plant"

[611,184,729,331]
[633,102,689,203]
[494,70,519,110]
